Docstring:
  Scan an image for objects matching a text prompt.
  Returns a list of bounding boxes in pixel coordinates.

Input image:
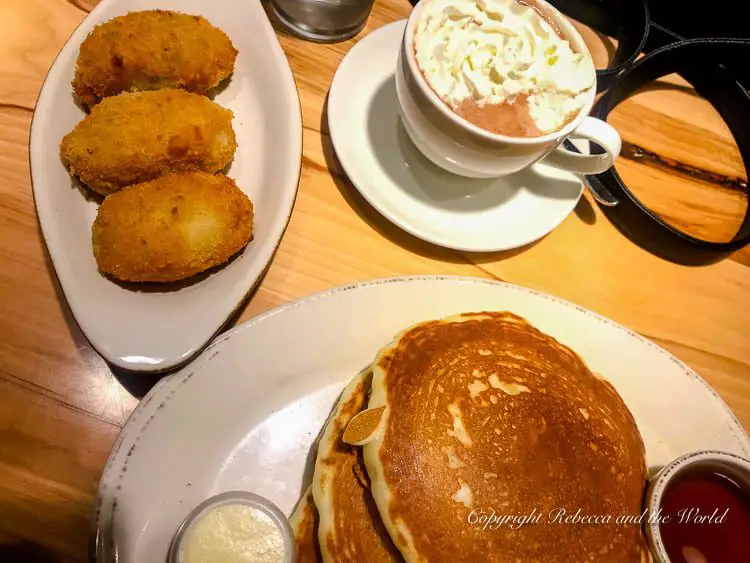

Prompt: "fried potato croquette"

[73,10,237,108]
[60,89,237,196]
[92,172,253,283]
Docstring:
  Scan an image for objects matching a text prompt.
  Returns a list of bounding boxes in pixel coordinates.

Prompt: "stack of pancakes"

[290,312,650,562]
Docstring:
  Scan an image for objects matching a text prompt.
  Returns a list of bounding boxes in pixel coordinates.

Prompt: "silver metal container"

[645,450,750,563]
[268,0,375,43]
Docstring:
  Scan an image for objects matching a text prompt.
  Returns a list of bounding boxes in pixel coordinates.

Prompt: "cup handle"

[543,116,622,175]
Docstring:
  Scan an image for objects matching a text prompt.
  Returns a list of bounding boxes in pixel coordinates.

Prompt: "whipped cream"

[413,0,595,133]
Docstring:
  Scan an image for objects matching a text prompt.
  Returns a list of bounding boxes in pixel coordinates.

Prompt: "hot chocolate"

[413,0,595,137]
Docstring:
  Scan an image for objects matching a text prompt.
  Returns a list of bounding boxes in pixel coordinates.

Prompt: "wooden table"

[1,0,748,560]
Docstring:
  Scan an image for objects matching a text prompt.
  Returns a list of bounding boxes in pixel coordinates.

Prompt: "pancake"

[312,369,402,562]
[290,487,323,563]
[362,312,649,563]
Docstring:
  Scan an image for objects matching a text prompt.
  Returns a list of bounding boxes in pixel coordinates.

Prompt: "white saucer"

[327,20,585,253]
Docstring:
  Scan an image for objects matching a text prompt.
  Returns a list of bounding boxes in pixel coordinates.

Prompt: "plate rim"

[92,274,750,561]
[327,20,583,254]
[28,0,303,373]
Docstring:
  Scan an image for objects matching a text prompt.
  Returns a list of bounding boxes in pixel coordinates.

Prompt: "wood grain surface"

[0,0,748,560]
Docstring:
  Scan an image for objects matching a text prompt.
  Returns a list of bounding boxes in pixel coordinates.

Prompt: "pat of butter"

[182,503,286,563]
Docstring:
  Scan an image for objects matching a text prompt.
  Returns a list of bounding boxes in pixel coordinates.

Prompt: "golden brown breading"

[92,172,253,283]
[60,89,237,196]
[73,10,237,108]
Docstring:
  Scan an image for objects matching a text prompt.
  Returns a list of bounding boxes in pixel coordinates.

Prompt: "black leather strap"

[546,0,750,264]
[588,37,750,264]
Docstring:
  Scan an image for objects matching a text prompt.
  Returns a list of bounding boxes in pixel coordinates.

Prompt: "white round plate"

[94,276,750,563]
[30,0,302,372]
[327,21,584,253]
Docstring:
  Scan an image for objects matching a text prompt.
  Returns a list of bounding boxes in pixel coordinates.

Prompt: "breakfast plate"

[30,0,302,372]
[328,21,585,253]
[93,276,750,562]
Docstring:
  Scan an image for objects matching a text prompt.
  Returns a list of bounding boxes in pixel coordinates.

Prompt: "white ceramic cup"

[395,0,622,178]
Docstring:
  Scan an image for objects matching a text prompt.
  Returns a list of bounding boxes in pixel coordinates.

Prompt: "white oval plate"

[30,0,302,372]
[328,21,583,253]
[94,276,750,563]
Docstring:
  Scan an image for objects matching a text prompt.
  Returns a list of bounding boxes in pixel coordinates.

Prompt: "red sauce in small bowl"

[658,466,750,563]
